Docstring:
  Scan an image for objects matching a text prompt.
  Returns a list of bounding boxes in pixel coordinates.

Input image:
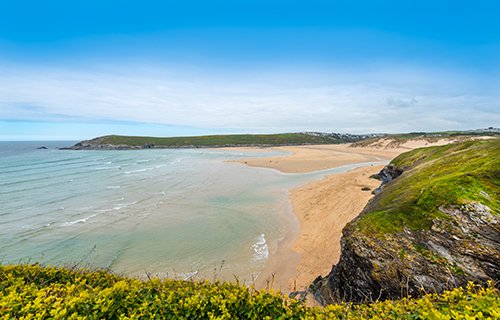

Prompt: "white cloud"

[0,63,498,134]
[386,97,418,108]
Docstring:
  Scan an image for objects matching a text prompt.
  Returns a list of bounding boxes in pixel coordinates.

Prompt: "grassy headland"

[314,138,499,303]
[357,138,499,235]
[65,132,366,150]
[63,128,499,150]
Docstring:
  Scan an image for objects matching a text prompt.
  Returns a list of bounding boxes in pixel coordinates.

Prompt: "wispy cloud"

[0,62,498,134]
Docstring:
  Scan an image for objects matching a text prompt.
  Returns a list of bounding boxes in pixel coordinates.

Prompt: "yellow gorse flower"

[1,265,498,319]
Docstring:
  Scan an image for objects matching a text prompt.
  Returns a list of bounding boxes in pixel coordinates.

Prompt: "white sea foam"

[95,201,137,214]
[93,166,115,170]
[179,271,199,280]
[106,185,121,189]
[113,201,138,211]
[251,233,269,262]
[124,168,148,174]
[62,214,98,226]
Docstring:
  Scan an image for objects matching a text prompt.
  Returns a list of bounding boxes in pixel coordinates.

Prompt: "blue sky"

[1,1,499,140]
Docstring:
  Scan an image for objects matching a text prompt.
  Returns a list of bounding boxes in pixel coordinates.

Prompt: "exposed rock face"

[312,201,499,304]
[311,140,500,304]
[371,165,403,195]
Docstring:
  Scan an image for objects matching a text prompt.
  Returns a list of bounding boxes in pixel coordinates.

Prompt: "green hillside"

[357,138,500,235]
[1,264,498,319]
[84,133,359,148]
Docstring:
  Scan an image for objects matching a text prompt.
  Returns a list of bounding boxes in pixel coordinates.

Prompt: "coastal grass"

[91,133,357,147]
[356,138,500,236]
[1,264,499,319]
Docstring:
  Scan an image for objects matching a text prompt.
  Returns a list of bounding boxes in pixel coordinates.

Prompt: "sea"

[0,141,381,284]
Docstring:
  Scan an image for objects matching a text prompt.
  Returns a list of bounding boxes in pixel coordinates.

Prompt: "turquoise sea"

[0,141,382,283]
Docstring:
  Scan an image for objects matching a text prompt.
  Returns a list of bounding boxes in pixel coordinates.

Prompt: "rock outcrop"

[370,165,402,195]
[312,202,499,304]
[312,139,500,304]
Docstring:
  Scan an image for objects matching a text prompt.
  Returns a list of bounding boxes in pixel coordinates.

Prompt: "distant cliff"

[61,133,369,150]
[312,139,500,304]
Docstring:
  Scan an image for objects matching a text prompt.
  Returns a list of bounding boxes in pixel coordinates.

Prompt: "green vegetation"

[1,264,499,319]
[90,133,358,147]
[357,138,500,235]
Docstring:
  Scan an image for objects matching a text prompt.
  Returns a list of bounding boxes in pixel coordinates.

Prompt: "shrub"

[1,264,498,319]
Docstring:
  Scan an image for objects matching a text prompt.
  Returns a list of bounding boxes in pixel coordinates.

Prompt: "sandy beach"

[231,144,405,173]
[290,164,385,290]
[243,140,460,293]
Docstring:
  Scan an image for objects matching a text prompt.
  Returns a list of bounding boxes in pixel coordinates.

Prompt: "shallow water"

[0,141,383,283]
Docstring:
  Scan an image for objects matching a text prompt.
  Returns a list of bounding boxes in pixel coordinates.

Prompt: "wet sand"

[231,144,403,173]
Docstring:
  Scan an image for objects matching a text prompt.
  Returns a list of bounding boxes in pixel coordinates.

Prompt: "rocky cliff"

[312,139,500,304]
